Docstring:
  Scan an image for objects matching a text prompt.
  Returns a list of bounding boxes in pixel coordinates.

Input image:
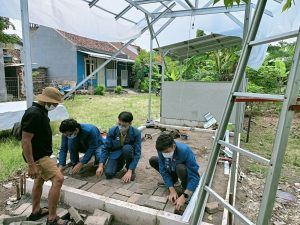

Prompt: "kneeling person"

[96,111,141,182]
[58,119,104,174]
[149,133,200,210]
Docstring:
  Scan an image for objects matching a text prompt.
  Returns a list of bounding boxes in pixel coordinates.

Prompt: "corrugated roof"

[155,34,242,61]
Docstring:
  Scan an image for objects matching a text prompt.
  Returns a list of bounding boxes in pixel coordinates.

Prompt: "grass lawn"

[0,93,160,182]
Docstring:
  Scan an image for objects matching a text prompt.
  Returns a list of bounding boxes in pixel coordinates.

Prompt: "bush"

[114,85,123,94]
[94,85,105,95]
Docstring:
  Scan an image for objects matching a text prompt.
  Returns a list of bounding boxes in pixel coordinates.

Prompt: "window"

[85,57,97,79]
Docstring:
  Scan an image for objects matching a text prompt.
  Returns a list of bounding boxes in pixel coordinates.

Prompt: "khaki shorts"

[35,156,59,181]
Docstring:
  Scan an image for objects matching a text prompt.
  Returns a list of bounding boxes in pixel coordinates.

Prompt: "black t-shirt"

[21,102,53,161]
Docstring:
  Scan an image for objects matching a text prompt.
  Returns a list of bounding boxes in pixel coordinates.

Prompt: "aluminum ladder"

[190,0,300,224]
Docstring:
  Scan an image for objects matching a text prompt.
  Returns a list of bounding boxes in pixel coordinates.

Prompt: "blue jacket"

[158,142,200,192]
[59,124,104,165]
[97,125,141,170]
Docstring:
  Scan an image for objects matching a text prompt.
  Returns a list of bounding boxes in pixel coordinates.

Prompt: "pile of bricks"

[1,204,113,225]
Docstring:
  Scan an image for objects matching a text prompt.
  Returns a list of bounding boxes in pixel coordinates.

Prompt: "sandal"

[27,207,49,221]
[46,216,73,225]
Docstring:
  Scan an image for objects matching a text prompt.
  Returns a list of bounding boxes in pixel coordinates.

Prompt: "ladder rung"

[219,140,270,165]
[233,92,285,101]
[204,186,255,225]
[249,30,299,46]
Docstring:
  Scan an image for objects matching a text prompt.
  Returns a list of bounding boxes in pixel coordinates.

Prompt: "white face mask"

[162,151,174,158]
[45,104,56,111]
[67,134,77,139]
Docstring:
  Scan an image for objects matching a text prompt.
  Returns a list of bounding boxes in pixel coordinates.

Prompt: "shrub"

[114,85,123,94]
[94,85,105,95]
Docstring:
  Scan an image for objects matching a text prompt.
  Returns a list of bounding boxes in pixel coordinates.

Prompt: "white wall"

[161,81,237,127]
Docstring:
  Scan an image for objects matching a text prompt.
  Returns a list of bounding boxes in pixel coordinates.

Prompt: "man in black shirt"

[21,87,71,225]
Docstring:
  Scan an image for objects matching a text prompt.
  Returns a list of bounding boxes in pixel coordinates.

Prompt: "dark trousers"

[149,156,187,189]
[105,144,134,179]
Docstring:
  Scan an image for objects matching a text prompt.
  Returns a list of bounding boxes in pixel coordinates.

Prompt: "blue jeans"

[104,144,134,179]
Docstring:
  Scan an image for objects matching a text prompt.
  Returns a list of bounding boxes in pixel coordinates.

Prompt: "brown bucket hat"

[36,87,64,103]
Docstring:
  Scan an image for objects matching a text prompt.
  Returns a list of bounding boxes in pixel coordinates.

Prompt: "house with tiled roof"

[29,25,140,88]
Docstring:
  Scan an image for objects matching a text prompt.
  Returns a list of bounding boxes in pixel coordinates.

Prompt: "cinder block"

[12,203,31,216]
[105,198,157,225]
[68,207,83,225]
[93,209,112,225]
[205,202,219,214]
[84,216,106,225]
[62,186,106,212]
[144,200,165,210]
[115,188,133,197]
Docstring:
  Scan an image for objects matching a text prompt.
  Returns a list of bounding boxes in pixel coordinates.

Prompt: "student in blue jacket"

[58,119,104,175]
[96,111,141,183]
[149,133,200,210]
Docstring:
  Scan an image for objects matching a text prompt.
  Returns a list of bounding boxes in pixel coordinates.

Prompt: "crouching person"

[58,119,104,175]
[96,111,141,182]
[149,133,200,210]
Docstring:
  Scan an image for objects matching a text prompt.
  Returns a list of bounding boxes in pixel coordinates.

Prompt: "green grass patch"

[0,94,160,182]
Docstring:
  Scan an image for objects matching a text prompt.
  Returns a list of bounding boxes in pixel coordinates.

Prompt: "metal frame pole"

[20,0,33,107]
[148,34,153,122]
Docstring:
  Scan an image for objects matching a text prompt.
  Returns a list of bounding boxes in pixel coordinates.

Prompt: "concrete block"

[25,179,52,199]
[164,200,176,214]
[63,177,88,189]
[156,211,187,225]
[3,215,27,225]
[120,182,134,190]
[115,188,133,197]
[135,194,150,206]
[93,209,112,225]
[149,196,168,204]
[68,207,83,225]
[101,188,117,198]
[62,186,106,213]
[80,183,95,191]
[144,200,165,210]
[153,187,168,197]
[110,194,128,202]
[21,221,43,225]
[84,216,106,225]
[105,198,157,225]
[205,202,219,214]
[127,193,142,204]
[12,203,31,216]
[88,184,110,196]
[57,208,69,220]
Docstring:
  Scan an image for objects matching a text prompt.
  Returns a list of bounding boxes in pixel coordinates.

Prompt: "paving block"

[120,182,134,190]
[135,194,150,206]
[104,179,123,189]
[153,187,168,197]
[63,177,88,189]
[93,209,112,225]
[110,193,129,202]
[11,203,31,216]
[149,196,168,204]
[101,187,117,198]
[84,216,106,225]
[127,193,142,204]
[57,208,69,220]
[21,221,43,225]
[3,215,27,225]
[115,188,133,197]
[88,183,110,196]
[80,183,95,191]
[144,200,165,210]
[205,202,219,214]
[68,207,83,225]
[164,200,176,214]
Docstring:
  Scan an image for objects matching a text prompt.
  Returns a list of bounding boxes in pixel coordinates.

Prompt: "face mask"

[119,125,129,133]
[45,104,56,111]
[162,151,174,158]
[67,134,77,139]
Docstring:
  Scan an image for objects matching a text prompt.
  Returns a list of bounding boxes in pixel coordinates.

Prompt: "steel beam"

[225,12,243,28]
[249,30,299,46]
[134,0,172,4]
[115,5,133,20]
[184,0,194,9]
[125,0,154,18]
[88,0,100,8]
[153,17,175,37]
[152,4,246,18]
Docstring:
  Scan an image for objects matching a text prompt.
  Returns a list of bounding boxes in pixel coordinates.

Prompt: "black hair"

[156,133,175,152]
[59,119,80,133]
[118,111,133,123]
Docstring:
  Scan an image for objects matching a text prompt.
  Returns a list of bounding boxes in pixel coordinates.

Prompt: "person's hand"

[28,163,39,179]
[121,170,132,183]
[96,164,104,177]
[168,187,178,203]
[72,163,83,174]
[175,194,186,210]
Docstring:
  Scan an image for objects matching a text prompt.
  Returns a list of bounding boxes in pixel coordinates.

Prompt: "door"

[106,68,117,87]
[121,70,128,87]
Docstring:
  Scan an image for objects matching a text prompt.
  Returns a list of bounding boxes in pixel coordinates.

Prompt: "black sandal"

[46,216,73,225]
[27,207,49,221]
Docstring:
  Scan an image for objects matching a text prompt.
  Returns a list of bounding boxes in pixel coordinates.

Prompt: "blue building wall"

[77,52,85,86]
